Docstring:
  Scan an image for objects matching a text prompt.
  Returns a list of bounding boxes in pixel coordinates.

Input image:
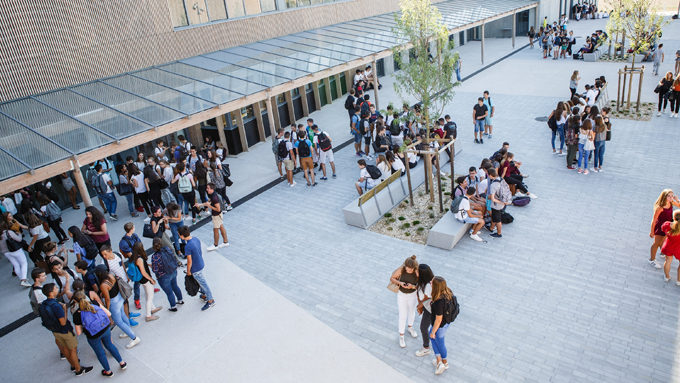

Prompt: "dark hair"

[94,268,112,284]
[94,164,102,172]
[167,202,180,217]
[31,267,45,281]
[468,166,476,173]
[100,244,112,253]
[488,168,498,177]
[357,159,367,166]
[123,222,134,233]
[444,114,451,119]
[178,226,191,238]
[152,237,163,252]
[456,176,466,185]
[176,162,186,173]
[466,187,476,196]
[206,182,216,191]
[416,264,434,293]
[194,161,207,180]
[85,207,104,229]
[131,241,147,263]
[477,97,484,102]
[68,226,96,251]
[42,283,56,297]
[129,163,141,176]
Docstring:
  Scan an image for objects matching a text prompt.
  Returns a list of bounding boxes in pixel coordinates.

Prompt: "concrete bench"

[583,51,598,62]
[426,211,472,250]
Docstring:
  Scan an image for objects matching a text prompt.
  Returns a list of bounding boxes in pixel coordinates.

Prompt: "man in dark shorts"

[472,97,488,144]
[486,168,510,238]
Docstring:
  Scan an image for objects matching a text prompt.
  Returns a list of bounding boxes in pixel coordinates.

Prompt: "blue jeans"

[429,323,450,359]
[86,327,122,371]
[99,192,117,215]
[158,271,183,307]
[552,124,565,151]
[594,141,605,168]
[169,221,182,253]
[110,294,136,339]
[133,281,140,301]
[577,144,591,169]
[455,67,461,81]
[192,270,213,301]
[124,193,134,214]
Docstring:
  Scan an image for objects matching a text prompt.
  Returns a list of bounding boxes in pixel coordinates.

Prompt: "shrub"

[398,216,406,221]
[444,192,451,196]
[412,220,420,225]
[404,232,411,236]
[427,205,433,210]
[429,213,435,218]
[387,227,393,231]
[402,223,411,229]
[384,213,392,218]
[417,227,425,232]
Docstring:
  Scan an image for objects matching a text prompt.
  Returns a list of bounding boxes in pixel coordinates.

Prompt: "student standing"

[482,91,495,139]
[130,164,152,217]
[657,72,674,116]
[592,116,608,172]
[472,97,488,144]
[487,168,510,238]
[415,264,435,357]
[60,172,81,210]
[26,212,51,266]
[569,70,580,98]
[272,129,285,178]
[150,237,183,311]
[528,26,535,48]
[1,224,30,286]
[39,283,93,376]
[662,211,680,283]
[197,183,229,251]
[390,255,419,348]
[94,269,141,348]
[430,276,458,375]
[312,125,336,180]
[295,131,316,187]
[565,113,581,169]
[116,164,138,218]
[173,162,199,224]
[92,164,118,221]
[131,242,162,322]
[577,119,595,174]
[179,226,215,311]
[653,44,664,76]
[651,190,680,268]
[670,75,680,118]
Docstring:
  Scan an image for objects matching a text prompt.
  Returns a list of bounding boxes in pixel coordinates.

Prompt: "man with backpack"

[39,283,93,376]
[486,168,512,238]
[312,125,336,180]
[93,164,118,221]
[351,106,363,157]
[354,159,381,196]
[278,131,296,187]
[295,130,316,187]
[119,223,143,310]
[344,89,358,121]
[177,135,192,160]
[29,267,47,315]
[272,128,285,178]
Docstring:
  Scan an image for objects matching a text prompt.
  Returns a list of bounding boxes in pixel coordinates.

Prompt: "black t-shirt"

[151,215,165,237]
[431,298,446,325]
[473,104,488,120]
[73,308,108,339]
[209,192,221,216]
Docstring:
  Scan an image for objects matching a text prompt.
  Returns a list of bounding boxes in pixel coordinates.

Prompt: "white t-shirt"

[353,74,361,85]
[391,157,405,173]
[154,147,167,160]
[478,179,489,195]
[162,166,174,183]
[454,197,471,220]
[283,141,293,160]
[32,287,47,305]
[377,162,391,181]
[134,161,146,171]
[2,198,17,215]
[416,283,432,312]
[131,173,147,193]
[100,173,113,194]
[30,225,50,241]
[407,152,418,164]
[360,168,377,188]
[585,89,597,106]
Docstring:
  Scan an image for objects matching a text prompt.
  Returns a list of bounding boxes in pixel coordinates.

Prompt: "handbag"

[155,178,169,189]
[116,182,133,196]
[654,84,662,94]
[605,130,611,141]
[387,281,399,293]
[116,277,133,301]
[584,139,595,151]
[142,223,155,239]
[185,275,200,297]
[224,177,233,187]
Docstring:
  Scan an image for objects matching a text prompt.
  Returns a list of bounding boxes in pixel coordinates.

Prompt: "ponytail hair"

[670,211,680,236]
[73,291,97,313]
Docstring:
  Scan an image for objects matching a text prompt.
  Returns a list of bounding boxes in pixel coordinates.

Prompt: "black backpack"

[444,295,460,324]
[359,119,369,135]
[360,101,371,118]
[389,119,401,136]
[344,95,354,110]
[38,302,61,332]
[444,121,457,139]
[297,140,311,158]
[365,165,382,180]
[277,140,289,159]
[317,133,332,152]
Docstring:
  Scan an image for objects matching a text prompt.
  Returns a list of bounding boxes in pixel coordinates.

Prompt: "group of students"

[389,255,459,375]
[532,24,577,60]
[649,190,680,283]
[572,2,599,21]
[2,204,217,377]
[547,88,611,174]
[655,70,680,118]
[451,143,537,241]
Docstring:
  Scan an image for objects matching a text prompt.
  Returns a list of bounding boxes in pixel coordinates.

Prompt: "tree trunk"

[627,56,635,109]
[620,30,626,59]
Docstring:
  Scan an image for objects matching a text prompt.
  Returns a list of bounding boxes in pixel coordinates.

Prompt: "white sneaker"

[415,348,432,357]
[289,181,296,188]
[125,337,141,349]
[664,276,670,282]
[435,361,448,375]
[408,326,418,338]
[225,205,233,211]
[657,112,662,116]
[20,280,31,287]
[676,281,680,286]
[432,359,449,369]
[514,191,526,197]
[218,242,230,248]
[399,335,406,348]
[470,233,483,242]
[118,333,129,339]
[528,193,538,199]
[207,245,218,251]
[649,260,662,269]
[143,217,151,223]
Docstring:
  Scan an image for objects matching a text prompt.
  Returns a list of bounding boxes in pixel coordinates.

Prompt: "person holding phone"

[390,255,420,348]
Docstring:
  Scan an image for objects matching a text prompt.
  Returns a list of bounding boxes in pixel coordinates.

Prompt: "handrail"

[358,168,401,206]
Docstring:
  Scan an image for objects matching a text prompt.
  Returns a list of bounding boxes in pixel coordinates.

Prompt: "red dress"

[654,207,673,236]
[661,221,680,260]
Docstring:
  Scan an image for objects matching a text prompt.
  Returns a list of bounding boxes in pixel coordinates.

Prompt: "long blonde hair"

[571,70,579,81]
[670,211,680,236]
[73,291,97,313]
[655,189,673,210]
[431,276,453,302]
[402,255,418,273]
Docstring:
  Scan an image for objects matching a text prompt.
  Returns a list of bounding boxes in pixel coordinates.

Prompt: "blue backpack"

[125,260,142,282]
[80,306,110,335]
[38,303,61,333]
[159,247,177,275]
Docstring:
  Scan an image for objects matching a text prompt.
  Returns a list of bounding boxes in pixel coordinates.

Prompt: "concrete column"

[215,114,228,151]
[334,74,343,98]
[233,110,248,152]
[284,91,295,124]
[534,7,538,29]
[265,96,278,133]
[345,70,353,91]
[323,77,332,105]
[72,157,93,207]
[253,101,266,141]
[270,96,282,130]
[189,123,202,146]
[481,23,485,65]
[372,59,380,110]
[298,86,309,117]
[384,55,395,74]
[512,12,516,48]
[312,81,321,110]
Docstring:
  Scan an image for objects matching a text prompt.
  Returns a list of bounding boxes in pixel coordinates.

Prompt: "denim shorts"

[474,120,485,133]
[456,216,480,224]
[353,131,362,144]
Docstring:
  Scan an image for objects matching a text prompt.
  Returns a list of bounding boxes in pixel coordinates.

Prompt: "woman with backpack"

[150,237,183,311]
[0,219,30,287]
[390,255,420,348]
[82,206,110,250]
[95,268,140,348]
[71,291,127,377]
[129,164,152,217]
[430,276,457,375]
[208,162,233,211]
[39,195,67,244]
[67,226,98,268]
[131,242,162,322]
[415,264,435,358]
[172,162,199,224]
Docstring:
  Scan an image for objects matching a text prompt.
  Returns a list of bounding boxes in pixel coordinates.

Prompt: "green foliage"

[402,223,411,229]
[398,216,406,221]
[404,232,411,236]
[412,220,421,225]
[384,213,393,218]
[429,213,435,218]
[387,227,394,231]
[416,227,425,232]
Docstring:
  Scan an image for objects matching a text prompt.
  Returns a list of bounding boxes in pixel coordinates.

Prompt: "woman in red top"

[82,206,110,251]
[662,210,680,283]
[650,190,680,268]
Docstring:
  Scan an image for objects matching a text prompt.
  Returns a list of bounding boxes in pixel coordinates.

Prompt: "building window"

[167,0,189,27]
[260,0,277,12]
[286,0,339,8]
[225,0,246,18]
[206,0,228,21]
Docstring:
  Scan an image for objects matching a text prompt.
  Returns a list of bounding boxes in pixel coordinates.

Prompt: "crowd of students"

[389,255,459,375]
[529,14,607,61]
[0,137,230,377]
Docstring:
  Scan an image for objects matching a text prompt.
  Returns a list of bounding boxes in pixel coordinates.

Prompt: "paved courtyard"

[2,17,680,382]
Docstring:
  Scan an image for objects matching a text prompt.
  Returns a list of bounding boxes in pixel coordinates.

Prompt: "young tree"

[622,0,666,69]
[605,0,626,58]
[392,0,457,202]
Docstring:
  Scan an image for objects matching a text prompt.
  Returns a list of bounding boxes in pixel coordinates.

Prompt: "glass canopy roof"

[0,0,536,182]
